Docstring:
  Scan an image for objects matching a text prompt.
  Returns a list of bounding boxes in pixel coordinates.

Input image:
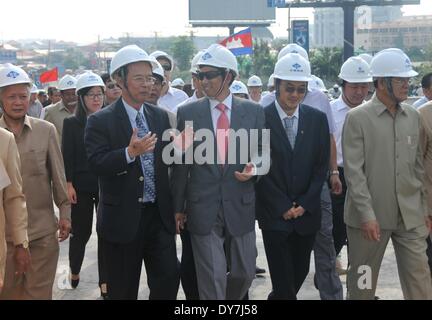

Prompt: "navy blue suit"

[85,99,179,300]
[256,102,330,299]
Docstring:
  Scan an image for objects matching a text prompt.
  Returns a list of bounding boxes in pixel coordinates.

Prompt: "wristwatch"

[16,240,29,249]
[330,170,339,176]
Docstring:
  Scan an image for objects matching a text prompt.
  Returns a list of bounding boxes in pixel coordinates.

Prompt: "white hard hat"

[31,84,39,94]
[278,43,309,61]
[358,53,373,65]
[267,74,275,87]
[58,75,77,91]
[370,48,418,78]
[110,45,159,77]
[247,75,263,87]
[338,56,373,83]
[75,72,105,93]
[274,53,312,82]
[172,78,185,87]
[230,80,249,95]
[198,44,239,77]
[308,75,326,92]
[151,59,165,81]
[190,50,205,74]
[0,63,32,88]
[150,50,174,72]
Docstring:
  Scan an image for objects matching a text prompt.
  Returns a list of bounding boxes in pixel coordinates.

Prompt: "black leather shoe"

[71,278,79,289]
[255,266,266,274]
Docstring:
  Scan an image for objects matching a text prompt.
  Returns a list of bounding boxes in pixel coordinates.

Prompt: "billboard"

[0,50,17,64]
[189,0,276,27]
[292,20,309,54]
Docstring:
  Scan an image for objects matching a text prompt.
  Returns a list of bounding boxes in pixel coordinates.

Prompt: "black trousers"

[427,236,432,276]
[104,204,180,300]
[180,228,199,300]
[262,230,316,300]
[330,167,348,256]
[69,192,107,286]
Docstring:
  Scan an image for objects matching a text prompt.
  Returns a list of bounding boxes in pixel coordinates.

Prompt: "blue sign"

[267,0,285,8]
[292,20,309,54]
[0,51,17,64]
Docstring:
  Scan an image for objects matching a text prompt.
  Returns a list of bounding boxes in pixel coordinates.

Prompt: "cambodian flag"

[220,28,253,56]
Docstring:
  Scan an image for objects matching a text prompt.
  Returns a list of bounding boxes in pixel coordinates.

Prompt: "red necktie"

[216,103,230,165]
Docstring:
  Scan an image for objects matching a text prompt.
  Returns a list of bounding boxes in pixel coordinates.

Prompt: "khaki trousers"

[346,220,432,300]
[0,232,59,300]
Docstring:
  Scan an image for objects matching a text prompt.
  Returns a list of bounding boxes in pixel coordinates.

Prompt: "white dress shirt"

[158,86,188,113]
[208,94,233,134]
[331,96,351,167]
[275,99,299,136]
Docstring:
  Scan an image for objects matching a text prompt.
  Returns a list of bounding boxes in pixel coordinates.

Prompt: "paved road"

[52,221,405,300]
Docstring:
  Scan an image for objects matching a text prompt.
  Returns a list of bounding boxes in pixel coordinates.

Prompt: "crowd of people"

[0,41,431,300]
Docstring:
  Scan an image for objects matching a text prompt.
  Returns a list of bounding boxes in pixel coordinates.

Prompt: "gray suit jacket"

[172,96,265,236]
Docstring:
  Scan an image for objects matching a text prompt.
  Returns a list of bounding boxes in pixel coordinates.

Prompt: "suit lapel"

[293,105,306,153]
[115,99,133,145]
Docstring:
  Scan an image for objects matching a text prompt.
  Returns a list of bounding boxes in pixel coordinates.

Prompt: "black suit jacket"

[256,102,330,235]
[62,115,98,194]
[85,99,175,244]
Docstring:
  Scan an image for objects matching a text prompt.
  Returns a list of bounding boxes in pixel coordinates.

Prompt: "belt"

[141,201,157,209]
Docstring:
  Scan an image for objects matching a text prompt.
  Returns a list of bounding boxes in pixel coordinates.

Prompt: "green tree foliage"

[310,47,343,86]
[170,36,196,72]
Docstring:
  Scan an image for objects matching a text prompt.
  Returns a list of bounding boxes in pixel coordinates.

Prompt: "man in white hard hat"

[264,43,343,300]
[256,53,330,300]
[177,51,206,110]
[171,78,185,91]
[85,45,180,300]
[331,57,373,274]
[27,84,43,118]
[0,64,71,300]
[413,73,432,109]
[150,50,188,113]
[172,44,266,300]
[343,48,432,299]
[230,80,249,100]
[44,75,78,141]
[0,128,29,294]
[247,75,263,103]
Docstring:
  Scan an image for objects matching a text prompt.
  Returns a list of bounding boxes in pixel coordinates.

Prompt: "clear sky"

[1,0,431,44]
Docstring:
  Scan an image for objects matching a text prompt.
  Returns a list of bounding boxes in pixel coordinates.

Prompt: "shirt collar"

[209,94,233,111]
[372,93,407,116]
[0,115,32,132]
[122,98,143,123]
[335,96,351,112]
[275,99,299,122]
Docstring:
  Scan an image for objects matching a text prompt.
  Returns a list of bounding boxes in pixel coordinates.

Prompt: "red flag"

[40,67,58,83]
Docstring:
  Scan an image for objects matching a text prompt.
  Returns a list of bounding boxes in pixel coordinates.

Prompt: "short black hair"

[421,73,432,89]
[101,73,111,85]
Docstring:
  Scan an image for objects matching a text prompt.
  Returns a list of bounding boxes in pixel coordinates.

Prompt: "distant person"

[44,75,78,141]
[177,51,205,109]
[150,51,188,113]
[413,73,432,108]
[171,78,185,91]
[45,86,61,107]
[247,75,263,103]
[38,90,48,106]
[27,84,43,118]
[101,73,122,106]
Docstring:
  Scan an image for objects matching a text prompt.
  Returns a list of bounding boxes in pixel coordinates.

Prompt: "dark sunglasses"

[161,64,171,72]
[197,70,224,81]
[283,86,307,94]
[107,83,121,90]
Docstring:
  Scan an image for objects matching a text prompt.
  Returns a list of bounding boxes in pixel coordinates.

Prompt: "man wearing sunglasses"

[150,51,188,114]
[256,53,330,300]
[172,44,265,300]
[343,48,432,299]
[101,73,122,106]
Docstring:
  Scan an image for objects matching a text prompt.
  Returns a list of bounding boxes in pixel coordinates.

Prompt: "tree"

[310,47,343,86]
[170,36,196,72]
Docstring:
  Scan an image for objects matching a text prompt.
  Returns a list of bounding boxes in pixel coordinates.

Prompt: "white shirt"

[331,96,351,167]
[209,94,232,134]
[275,98,299,137]
[176,91,200,109]
[158,86,188,113]
[122,98,147,164]
[260,88,336,134]
[413,96,429,109]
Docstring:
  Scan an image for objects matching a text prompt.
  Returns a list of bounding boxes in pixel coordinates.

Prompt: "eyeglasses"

[131,76,156,85]
[161,64,171,72]
[392,77,411,85]
[282,86,307,94]
[197,70,224,81]
[107,83,121,90]
[85,93,104,100]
